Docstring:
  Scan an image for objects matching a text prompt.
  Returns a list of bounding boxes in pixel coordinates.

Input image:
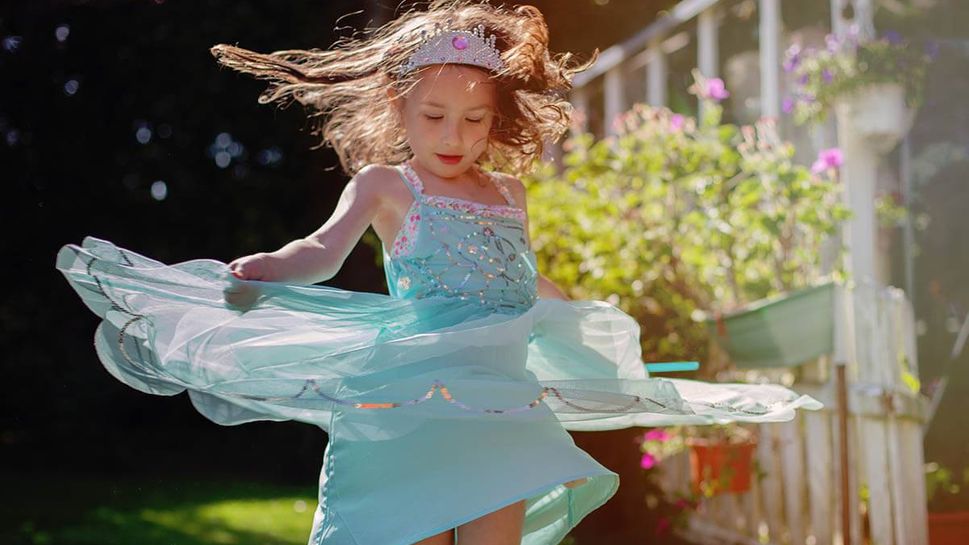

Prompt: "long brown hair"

[209,0,597,177]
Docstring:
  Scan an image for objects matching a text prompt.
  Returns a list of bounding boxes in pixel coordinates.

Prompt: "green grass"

[3,471,318,545]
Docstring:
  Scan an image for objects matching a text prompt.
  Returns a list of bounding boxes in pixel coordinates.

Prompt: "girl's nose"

[442,119,461,145]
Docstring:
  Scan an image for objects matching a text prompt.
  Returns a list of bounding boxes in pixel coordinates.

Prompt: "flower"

[782,97,795,114]
[669,113,685,131]
[705,78,730,101]
[784,29,932,125]
[644,428,672,442]
[640,452,658,469]
[826,34,840,52]
[783,44,801,72]
[883,30,903,45]
[812,147,844,174]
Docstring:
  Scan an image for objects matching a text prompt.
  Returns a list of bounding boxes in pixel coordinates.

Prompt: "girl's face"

[390,64,497,179]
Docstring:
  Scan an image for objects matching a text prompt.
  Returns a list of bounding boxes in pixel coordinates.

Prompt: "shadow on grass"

[2,470,318,545]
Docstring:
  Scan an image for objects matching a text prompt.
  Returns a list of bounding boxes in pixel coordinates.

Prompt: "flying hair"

[209,0,598,177]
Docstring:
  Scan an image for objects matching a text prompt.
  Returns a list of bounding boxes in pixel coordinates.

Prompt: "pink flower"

[644,428,671,442]
[811,147,844,174]
[705,78,730,102]
[640,452,657,469]
[669,113,685,131]
[655,516,672,536]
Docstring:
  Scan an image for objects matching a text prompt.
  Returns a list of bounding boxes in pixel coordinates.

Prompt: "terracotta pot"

[928,511,969,545]
[687,440,756,495]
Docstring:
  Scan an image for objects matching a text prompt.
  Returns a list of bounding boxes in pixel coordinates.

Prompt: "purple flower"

[883,30,903,45]
[640,452,658,469]
[783,44,801,72]
[644,428,671,442]
[798,73,810,85]
[812,147,844,174]
[825,34,840,52]
[669,113,685,131]
[782,97,795,114]
[822,69,834,83]
[925,40,940,60]
[705,78,730,102]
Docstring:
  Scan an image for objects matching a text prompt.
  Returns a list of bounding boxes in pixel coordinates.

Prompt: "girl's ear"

[387,86,405,106]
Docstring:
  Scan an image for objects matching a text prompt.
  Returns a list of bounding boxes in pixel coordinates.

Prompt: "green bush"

[524,71,851,364]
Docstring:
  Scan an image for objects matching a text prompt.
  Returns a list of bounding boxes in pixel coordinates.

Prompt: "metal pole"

[836,362,852,545]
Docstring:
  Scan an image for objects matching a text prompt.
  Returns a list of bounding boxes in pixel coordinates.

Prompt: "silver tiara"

[398,23,504,76]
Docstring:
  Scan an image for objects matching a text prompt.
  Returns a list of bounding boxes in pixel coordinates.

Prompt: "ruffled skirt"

[56,236,821,545]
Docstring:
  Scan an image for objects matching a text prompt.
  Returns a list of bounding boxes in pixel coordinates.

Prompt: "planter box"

[928,511,969,545]
[687,439,756,496]
[702,281,835,369]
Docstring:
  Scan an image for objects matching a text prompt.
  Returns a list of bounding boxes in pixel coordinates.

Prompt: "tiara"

[398,23,505,76]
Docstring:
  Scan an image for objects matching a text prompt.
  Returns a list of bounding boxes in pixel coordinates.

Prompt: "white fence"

[656,282,929,545]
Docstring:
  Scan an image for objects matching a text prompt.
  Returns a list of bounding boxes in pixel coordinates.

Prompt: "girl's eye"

[423,115,485,123]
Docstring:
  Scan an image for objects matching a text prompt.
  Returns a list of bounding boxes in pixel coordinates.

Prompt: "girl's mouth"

[436,154,463,164]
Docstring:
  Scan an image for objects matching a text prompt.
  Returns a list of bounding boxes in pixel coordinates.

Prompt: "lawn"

[2,471,319,545]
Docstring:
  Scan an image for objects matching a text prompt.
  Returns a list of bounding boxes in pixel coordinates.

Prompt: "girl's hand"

[227,253,273,281]
[223,278,262,310]
[223,253,271,309]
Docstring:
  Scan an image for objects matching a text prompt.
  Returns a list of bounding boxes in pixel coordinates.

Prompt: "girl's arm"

[257,165,386,285]
[500,174,569,301]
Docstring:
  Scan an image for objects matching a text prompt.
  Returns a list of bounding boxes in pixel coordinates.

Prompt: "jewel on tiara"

[398,22,504,76]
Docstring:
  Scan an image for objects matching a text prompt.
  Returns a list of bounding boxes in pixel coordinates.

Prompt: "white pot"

[835,82,915,152]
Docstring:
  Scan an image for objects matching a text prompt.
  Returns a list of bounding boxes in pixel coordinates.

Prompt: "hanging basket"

[701,281,835,369]
[687,439,757,496]
[836,82,915,152]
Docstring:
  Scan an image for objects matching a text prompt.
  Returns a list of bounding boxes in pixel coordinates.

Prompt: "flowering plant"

[783,28,934,125]
[926,461,969,513]
[636,425,758,536]
[638,425,756,470]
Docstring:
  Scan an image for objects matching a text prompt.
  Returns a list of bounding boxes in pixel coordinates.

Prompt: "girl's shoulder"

[487,170,527,208]
[349,164,414,207]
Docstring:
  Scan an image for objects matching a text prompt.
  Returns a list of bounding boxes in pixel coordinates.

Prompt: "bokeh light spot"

[2,36,22,52]
[55,25,70,43]
[64,79,80,96]
[150,180,168,201]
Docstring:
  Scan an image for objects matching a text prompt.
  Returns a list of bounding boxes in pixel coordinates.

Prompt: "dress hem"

[395,468,619,545]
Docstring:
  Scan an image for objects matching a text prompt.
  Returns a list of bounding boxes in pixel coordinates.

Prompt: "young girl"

[55,2,822,544]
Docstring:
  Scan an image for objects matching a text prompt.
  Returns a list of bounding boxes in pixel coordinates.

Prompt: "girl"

[55,2,822,544]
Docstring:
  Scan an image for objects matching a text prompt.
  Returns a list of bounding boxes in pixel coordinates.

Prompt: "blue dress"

[55,161,822,545]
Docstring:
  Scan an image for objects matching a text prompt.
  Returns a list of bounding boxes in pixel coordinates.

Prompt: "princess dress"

[55,161,822,545]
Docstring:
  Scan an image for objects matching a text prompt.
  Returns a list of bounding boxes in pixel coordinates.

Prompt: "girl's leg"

[456,499,526,545]
[412,528,454,545]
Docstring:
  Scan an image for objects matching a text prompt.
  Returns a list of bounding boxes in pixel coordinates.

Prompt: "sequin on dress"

[55,161,822,545]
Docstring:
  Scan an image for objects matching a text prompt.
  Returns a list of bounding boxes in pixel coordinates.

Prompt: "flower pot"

[928,511,969,545]
[835,82,915,152]
[702,281,835,369]
[687,440,757,496]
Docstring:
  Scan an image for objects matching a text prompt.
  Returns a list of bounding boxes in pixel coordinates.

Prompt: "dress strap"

[488,172,517,207]
[396,164,424,200]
